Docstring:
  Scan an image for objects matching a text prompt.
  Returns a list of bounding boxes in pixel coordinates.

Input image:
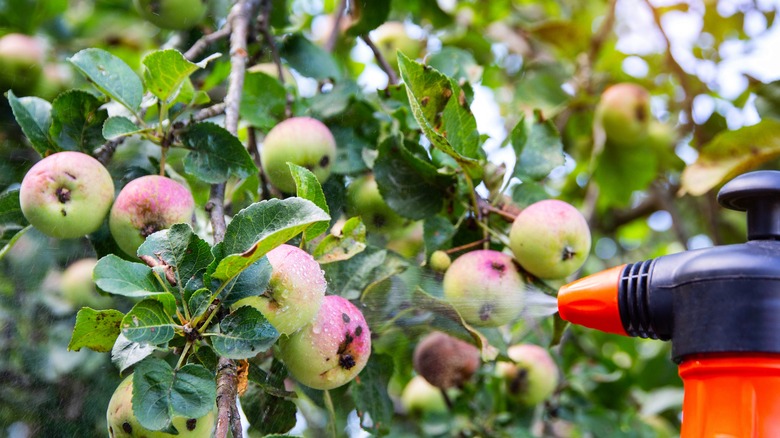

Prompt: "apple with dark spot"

[495,343,559,406]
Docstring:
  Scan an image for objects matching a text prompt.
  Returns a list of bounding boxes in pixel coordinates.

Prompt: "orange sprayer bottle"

[558,170,780,437]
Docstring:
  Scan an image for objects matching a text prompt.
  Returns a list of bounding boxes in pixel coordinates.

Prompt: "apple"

[260,117,336,194]
[371,22,424,72]
[595,83,651,146]
[277,295,371,390]
[509,199,591,280]
[109,175,195,257]
[413,331,480,389]
[400,375,448,416]
[495,343,559,406]
[346,174,406,233]
[428,250,451,272]
[231,244,326,335]
[134,0,207,30]
[60,258,112,310]
[386,221,423,259]
[442,249,525,327]
[107,374,216,437]
[0,33,45,95]
[20,151,115,239]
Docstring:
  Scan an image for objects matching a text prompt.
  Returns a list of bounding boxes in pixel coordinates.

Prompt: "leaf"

[67,307,124,352]
[345,0,391,36]
[427,47,481,84]
[323,246,406,300]
[680,119,780,196]
[93,254,168,297]
[309,80,361,119]
[181,122,257,184]
[511,181,550,208]
[241,384,297,436]
[313,216,367,263]
[593,142,657,207]
[112,333,156,373]
[133,358,216,433]
[0,189,26,225]
[511,112,565,181]
[142,49,201,103]
[330,125,371,175]
[211,198,330,281]
[188,288,212,318]
[240,71,287,130]
[121,299,176,345]
[137,223,214,287]
[7,90,56,155]
[280,33,341,80]
[374,136,455,220]
[210,306,280,359]
[218,256,272,306]
[103,116,144,140]
[68,48,143,112]
[288,163,330,241]
[423,215,456,256]
[351,354,394,435]
[397,52,482,179]
[49,89,109,153]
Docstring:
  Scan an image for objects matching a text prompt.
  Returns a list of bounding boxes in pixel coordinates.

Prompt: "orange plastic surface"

[557,264,627,336]
[679,354,780,437]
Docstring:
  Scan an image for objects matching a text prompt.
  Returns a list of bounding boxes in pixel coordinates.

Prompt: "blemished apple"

[109,175,195,257]
[372,21,424,72]
[509,199,591,280]
[428,250,451,272]
[134,0,207,30]
[595,83,651,146]
[413,331,480,389]
[277,295,371,390]
[20,151,115,239]
[495,343,559,406]
[346,174,406,233]
[442,249,525,327]
[260,117,336,194]
[107,374,216,438]
[0,33,44,95]
[60,258,112,310]
[232,244,326,335]
[400,375,448,416]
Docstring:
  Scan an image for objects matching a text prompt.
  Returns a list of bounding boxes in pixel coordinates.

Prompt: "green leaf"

[313,216,366,263]
[345,0,391,36]
[330,125,371,175]
[68,48,143,112]
[137,223,214,287]
[288,163,330,241]
[323,246,406,300]
[142,49,200,103]
[423,215,456,256]
[188,288,212,318]
[181,122,257,184]
[397,52,482,179]
[280,33,341,80]
[218,256,272,306]
[67,307,124,352]
[511,112,565,181]
[7,90,56,155]
[93,254,168,297]
[427,47,481,84]
[241,384,297,436]
[680,119,780,196]
[133,358,216,433]
[309,80,361,119]
[210,306,280,359]
[240,71,287,130]
[121,299,176,345]
[50,89,109,153]
[111,333,156,373]
[374,136,455,220]
[593,142,657,207]
[103,116,144,140]
[351,354,394,436]
[511,181,550,208]
[0,189,26,225]
[212,198,330,281]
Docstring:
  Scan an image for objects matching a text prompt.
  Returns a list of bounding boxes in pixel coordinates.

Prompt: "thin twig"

[361,34,399,85]
[444,238,491,255]
[95,138,125,165]
[258,0,293,118]
[184,26,233,61]
[324,0,348,53]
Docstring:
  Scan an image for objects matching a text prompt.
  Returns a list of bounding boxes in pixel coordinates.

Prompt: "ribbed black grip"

[618,259,669,340]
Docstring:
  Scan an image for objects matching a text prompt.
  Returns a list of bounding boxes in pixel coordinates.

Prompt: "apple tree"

[0,0,777,436]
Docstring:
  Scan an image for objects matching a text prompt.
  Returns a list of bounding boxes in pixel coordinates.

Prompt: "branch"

[215,356,239,438]
[324,0,348,53]
[184,26,233,61]
[94,138,125,165]
[361,34,399,85]
[258,0,293,118]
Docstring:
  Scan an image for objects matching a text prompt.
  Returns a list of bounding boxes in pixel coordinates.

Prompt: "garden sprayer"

[558,170,780,437]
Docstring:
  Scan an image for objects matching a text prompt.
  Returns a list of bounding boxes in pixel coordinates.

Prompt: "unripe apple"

[442,250,525,327]
[107,374,216,438]
[429,250,451,272]
[0,33,44,95]
[386,221,423,259]
[134,0,207,30]
[261,117,336,194]
[346,174,406,233]
[232,244,326,335]
[595,83,651,146]
[495,343,559,406]
[509,199,591,280]
[371,22,424,72]
[60,258,112,310]
[20,151,114,239]
[413,331,480,389]
[277,295,371,390]
[400,375,448,416]
[109,175,195,257]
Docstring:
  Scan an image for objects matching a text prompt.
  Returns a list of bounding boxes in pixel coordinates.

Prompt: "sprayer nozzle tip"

[558,264,628,336]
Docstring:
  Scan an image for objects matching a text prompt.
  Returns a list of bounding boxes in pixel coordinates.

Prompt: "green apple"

[107,374,216,437]
[109,175,194,257]
[429,250,451,272]
[496,343,559,406]
[401,375,448,416]
[413,331,480,389]
[232,244,326,335]
[386,221,423,259]
[278,295,371,390]
[595,82,651,146]
[0,33,44,95]
[261,117,336,193]
[20,151,115,239]
[60,258,112,310]
[372,22,424,72]
[346,174,406,233]
[509,199,591,280]
[442,249,525,327]
[134,0,207,30]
